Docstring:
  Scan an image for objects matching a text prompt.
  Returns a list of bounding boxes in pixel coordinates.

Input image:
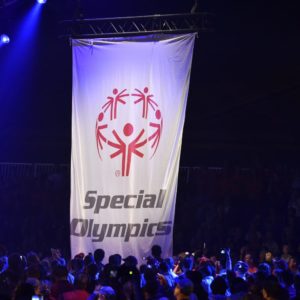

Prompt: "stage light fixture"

[0,34,10,44]
[37,0,47,4]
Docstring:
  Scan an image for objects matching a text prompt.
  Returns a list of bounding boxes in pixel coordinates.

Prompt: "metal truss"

[60,13,214,39]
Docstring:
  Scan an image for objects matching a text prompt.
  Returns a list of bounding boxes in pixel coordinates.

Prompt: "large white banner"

[71,34,195,262]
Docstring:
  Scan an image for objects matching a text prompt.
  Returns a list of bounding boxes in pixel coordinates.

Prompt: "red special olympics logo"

[95,87,163,177]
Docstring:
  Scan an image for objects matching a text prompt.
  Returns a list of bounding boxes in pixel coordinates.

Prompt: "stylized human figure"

[108,123,147,176]
[95,112,108,159]
[102,88,129,120]
[132,87,158,119]
[148,110,163,157]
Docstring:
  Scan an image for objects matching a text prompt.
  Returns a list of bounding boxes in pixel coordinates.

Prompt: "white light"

[0,34,10,44]
[37,0,47,4]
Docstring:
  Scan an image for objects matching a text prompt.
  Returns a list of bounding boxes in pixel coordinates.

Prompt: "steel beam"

[60,13,214,39]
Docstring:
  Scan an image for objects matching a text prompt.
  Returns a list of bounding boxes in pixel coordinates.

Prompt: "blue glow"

[0,2,44,101]
[18,3,43,42]
[0,34,10,44]
[37,0,47,4]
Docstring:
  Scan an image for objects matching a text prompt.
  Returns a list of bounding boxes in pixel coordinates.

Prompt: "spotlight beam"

[0,34,10,44]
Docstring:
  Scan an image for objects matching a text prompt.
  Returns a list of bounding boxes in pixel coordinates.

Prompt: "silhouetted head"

[151,245,162,259]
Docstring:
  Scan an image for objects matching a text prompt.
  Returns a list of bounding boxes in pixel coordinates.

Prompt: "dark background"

[0,0,300,257]
[0,0,299,167]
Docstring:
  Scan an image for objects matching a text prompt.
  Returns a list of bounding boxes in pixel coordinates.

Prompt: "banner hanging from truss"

[70,34,195,261]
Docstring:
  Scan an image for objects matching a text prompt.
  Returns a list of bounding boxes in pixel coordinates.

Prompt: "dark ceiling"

[0,0,299,166]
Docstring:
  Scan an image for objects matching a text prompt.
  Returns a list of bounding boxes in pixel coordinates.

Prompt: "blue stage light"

[37,0,47,4]
[0,34,10,44]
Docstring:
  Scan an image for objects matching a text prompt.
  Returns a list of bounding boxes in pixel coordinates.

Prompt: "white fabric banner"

[71,34,195,262]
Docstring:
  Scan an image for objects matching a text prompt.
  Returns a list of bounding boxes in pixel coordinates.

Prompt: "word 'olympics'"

[70,189,172,242]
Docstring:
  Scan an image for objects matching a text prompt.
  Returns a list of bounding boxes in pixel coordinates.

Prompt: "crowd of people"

[1,244,300,299]
[174,165,300,260]
[0,162,300,299]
